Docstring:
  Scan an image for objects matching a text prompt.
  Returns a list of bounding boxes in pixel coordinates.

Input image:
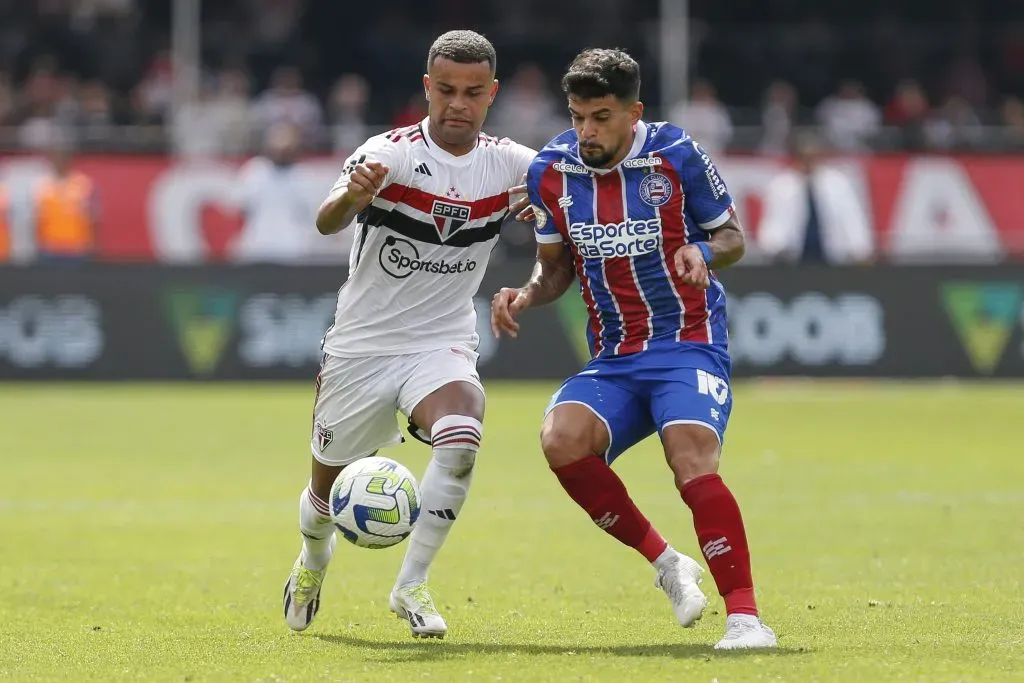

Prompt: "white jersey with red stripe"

[526,121,735,359]
[322,119,535,358]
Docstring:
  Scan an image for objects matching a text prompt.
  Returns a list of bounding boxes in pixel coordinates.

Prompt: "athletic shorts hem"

[659,419,723,445]
[397,376,485,419]
[310,437,401,468]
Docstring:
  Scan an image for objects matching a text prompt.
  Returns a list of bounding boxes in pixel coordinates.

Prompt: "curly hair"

[562,48,641,101]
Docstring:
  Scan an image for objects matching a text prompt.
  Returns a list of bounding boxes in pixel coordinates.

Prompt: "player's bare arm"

[491,241,574,338]
[674,215,746,290]
[315,161,389,235]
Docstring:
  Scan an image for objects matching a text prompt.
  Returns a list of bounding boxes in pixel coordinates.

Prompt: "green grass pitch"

[1,381,1022,682]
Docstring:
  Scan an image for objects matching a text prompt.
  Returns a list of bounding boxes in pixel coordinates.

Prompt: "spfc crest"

[431,199,471,241]
[314,422,334,451]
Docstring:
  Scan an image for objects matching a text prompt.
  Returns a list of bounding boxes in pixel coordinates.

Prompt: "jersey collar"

[421,117,478,167]
[580,120,649,175]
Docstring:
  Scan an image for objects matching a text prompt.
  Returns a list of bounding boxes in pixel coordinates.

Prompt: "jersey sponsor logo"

[554,161,590,175]
[639,172,673,207]
[430,199,471,242]
[378,235,478,279]
[622,156,663,169]
[567,217,663,258]
[691,140,728,200]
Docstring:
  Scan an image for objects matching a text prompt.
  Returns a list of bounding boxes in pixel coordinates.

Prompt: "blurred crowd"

[0,0,1022,155]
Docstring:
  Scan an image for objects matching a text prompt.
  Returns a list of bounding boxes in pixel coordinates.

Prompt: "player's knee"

[540,421,592,469]
[662,425,721,486]
[310,457,345,501]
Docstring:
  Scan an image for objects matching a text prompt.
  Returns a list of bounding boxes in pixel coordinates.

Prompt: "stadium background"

[2,0,1023,382]
[0,0,1023,381]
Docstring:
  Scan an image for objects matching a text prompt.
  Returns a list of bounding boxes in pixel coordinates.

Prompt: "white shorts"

[310,345,483,466]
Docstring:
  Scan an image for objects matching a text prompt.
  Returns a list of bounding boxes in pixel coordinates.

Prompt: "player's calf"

[544,406,708,626]
[283,482,338,631]
[542,404,665,560]
[662,424,762,619]
[394,414,481,590]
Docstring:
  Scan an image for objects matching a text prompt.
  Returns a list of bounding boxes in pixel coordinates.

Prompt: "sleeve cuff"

[698,204,735,230]
[535,231,564,244]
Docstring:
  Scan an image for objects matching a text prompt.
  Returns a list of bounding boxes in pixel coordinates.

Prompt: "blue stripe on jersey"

[565,179,624,352]
[706,279,730,345]
[619,179,684,343]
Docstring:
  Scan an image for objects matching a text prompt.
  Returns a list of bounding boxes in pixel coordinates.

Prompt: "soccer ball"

[329,456,421,549]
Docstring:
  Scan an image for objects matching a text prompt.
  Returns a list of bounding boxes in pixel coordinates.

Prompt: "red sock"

[552,456,668,563]
[679,473,758,616]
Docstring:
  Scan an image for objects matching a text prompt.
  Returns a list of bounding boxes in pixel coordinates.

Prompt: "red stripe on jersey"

[595,172,648,355]
[656,156,710,343]
[387,124,420,142]
[377,184,509,220]
[540,164,602,355]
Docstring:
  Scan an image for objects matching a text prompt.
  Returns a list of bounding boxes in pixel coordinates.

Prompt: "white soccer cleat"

[389,582,448,639]
[715,613,778,650]
[654,551,709,628]
[282,535,337,632]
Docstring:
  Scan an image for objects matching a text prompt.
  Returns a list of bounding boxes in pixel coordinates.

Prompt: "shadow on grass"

[311,632,810,662]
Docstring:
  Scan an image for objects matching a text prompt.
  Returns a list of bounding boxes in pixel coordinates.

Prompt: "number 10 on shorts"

[696,369,729,406]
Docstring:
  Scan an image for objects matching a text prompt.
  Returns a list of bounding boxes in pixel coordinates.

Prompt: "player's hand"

[508,174,534,222]
[346,161,389,206]
[491,286,531,338]
[675,245,711,290]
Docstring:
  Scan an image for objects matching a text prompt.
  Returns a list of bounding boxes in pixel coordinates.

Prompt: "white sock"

[299,484,335,571]
[394,415,482,589]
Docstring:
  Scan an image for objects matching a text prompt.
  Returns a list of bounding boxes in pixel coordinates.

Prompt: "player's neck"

[427,120,477,157]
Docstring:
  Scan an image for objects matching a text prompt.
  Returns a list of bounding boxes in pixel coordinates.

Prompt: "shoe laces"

[405,583,440,615]
[292,566,324,605]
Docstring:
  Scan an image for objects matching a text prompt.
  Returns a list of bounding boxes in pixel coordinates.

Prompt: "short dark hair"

[427,30,497,73]
[562,48,640,102]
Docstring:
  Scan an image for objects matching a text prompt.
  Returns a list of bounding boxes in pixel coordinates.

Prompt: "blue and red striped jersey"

[526,121,735,359]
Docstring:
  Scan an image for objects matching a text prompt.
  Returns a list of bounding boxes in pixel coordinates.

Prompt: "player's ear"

[422,74,430,100]
[489,79,499,106]
[628,100,644,125]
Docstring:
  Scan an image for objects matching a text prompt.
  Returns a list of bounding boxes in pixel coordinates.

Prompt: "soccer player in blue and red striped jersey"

[492,48,777,649]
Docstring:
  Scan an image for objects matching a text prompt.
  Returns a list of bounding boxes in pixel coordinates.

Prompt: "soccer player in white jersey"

[281,30,536,638]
